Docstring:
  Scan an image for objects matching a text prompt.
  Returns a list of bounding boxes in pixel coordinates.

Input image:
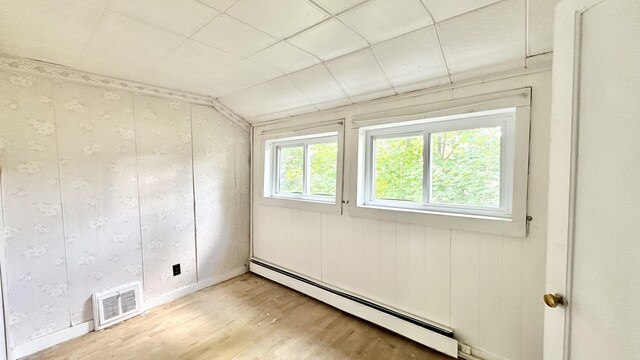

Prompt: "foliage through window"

[267,133,338,203]
[363,109,515,218]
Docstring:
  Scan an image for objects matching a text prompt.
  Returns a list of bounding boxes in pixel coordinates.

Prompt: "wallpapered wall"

[0,70,250,347]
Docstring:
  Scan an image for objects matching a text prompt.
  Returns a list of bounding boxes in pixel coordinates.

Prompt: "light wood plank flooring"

[26,273,451,360]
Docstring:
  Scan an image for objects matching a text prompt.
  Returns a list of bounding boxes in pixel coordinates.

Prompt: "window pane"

[309,143,337,196]
[430,127,501,207]
[374,135,424,202]
[278,146,304,193]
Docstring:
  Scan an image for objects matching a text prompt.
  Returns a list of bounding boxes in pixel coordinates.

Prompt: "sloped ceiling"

[0,0,558,123]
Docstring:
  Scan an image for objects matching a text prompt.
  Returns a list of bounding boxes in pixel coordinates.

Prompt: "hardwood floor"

[26,273,452,360]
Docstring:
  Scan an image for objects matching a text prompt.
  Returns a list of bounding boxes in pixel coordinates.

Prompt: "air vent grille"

[120,290,137,313]
[92,281,143,330]
[102,295,120,321]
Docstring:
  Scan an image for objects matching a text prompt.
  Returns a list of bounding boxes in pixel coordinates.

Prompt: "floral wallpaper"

[233,125,251,273]
[55,83,143,325]
[0,73,72,345]
[0,70,250,347]
[192,105,250,279]
[134,95,197,298]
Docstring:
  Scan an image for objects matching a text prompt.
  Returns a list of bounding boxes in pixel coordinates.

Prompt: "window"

[265,132,338,203]
[362,108,515,218]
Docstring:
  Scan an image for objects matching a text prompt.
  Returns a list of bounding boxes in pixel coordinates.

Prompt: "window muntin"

[268,133,338,203]
[362,109,515,218]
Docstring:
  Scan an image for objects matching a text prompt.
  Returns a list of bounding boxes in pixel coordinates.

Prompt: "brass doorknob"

[544,293,566,308]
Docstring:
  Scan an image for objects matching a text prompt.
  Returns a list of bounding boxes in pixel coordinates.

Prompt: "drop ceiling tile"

[149,40,240,90]
[420,0,501,22]
[339,0,432,43]
[250,42,320,74]
[288,64,350,105]
[528,0,561,56]
[373,27,448,88]
[0,0,105,66]
[314,0,366,14]
[227,0,327,38]
[220,77,313,121]
[76,11,185,82]
[197,0,236,11]
[192,14,278,57]
[438,0,526,75]
[197,59,283,96]
[287,19,368,61]
[325,48,393,98]
[108,0,218,36]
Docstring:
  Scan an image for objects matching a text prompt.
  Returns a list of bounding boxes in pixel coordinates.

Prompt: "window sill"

[347,203,526,238]
[260,196,342,214]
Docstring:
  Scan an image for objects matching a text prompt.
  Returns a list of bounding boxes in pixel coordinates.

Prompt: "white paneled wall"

[0,70,250,348]
[253,71,550,360]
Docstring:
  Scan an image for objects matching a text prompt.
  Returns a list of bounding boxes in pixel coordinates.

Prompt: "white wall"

[0,69,250,348]
[252,69,551,360]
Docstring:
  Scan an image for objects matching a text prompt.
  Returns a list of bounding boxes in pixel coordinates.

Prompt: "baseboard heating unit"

[250,259,459,358]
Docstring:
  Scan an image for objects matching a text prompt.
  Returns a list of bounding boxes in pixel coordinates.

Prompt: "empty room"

[0,0,637,359]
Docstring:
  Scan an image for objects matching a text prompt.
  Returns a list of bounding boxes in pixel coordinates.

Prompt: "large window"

[265,133,338,203]
[362,109,515,218]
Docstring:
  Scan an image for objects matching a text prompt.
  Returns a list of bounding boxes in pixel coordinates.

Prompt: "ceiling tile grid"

[287,63,352,107]
[191,14,280,57]
[372,27,449,89]
[249,42,320,74]
[420,0,503,22]
[0,0,557,122]
[286,19,369,61]
[437,0,527,76]
[325,48,395,99]
[107,0,219,36]
[75,11,186,81]
[196,59,283,96]
[338,0,433,43]
[0,0,108,66]
[227,0,328,38]
[196,0,237,12]
[313,0,367,14]
[219,76,316,119]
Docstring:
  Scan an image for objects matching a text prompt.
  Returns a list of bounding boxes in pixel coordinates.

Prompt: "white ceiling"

[0,0,558,123]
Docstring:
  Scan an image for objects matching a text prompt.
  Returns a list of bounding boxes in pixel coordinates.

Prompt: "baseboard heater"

[250,259,459,358]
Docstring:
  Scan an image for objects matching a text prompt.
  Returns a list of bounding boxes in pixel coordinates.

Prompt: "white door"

[0,168,7,360]
[544,0,640,358]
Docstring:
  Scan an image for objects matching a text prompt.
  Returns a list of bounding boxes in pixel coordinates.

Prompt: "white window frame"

[348,88,531,237]
[363,109,515,219]
[269,133,338,203]
[259,121,344,214]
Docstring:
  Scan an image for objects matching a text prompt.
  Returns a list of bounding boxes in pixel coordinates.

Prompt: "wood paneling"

[252,72,551,359]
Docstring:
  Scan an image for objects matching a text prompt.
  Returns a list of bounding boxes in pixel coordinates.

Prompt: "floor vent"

[92,281,143,330]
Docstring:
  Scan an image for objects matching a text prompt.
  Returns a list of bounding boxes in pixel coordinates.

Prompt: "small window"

[266,133,338,203]
[362,109,515,218]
